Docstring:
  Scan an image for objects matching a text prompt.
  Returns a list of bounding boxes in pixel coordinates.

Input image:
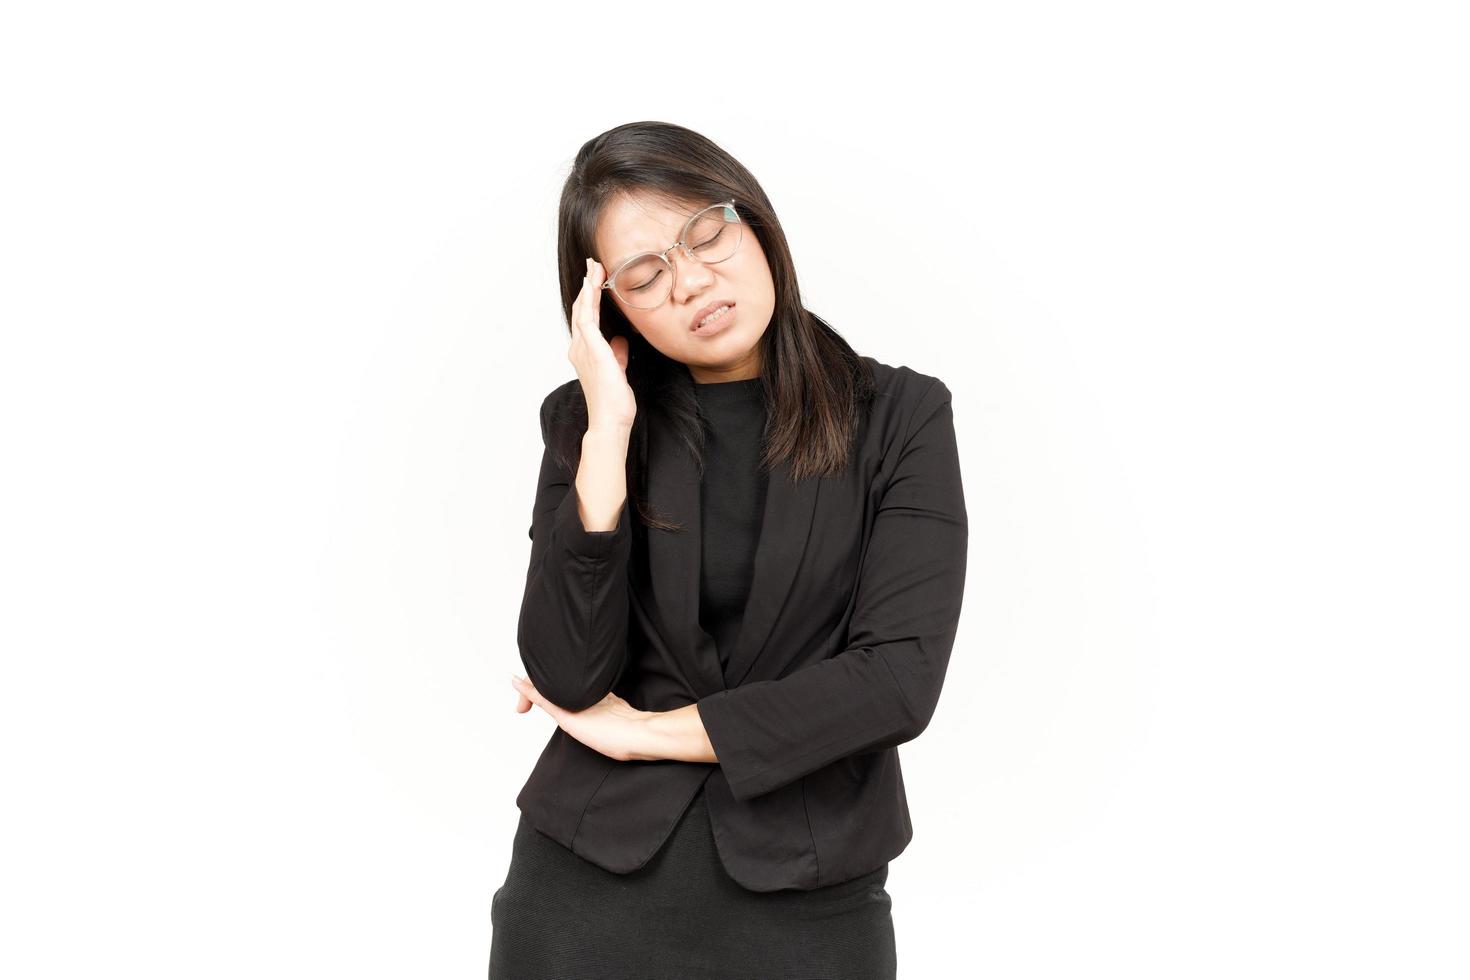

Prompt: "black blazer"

[513,356,968,892]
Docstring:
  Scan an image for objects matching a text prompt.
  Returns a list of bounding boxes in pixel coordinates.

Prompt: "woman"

[489,121,968,979]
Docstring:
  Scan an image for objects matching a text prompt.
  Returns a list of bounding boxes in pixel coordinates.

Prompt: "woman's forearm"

[575,425,632,531]
[641,703,718,764]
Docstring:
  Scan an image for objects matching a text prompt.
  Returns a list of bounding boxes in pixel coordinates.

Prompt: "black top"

[691,377,769,673]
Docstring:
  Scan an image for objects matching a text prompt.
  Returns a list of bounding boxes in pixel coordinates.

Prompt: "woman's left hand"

[509,674,656,762]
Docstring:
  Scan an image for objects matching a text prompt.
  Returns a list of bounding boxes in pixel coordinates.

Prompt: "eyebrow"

[605,247,644,273]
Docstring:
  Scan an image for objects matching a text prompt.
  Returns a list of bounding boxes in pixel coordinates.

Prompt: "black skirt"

[488,782,897,979]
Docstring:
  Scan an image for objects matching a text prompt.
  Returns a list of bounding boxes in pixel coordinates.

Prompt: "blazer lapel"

[643,406,822,695]
[722,453,820,688]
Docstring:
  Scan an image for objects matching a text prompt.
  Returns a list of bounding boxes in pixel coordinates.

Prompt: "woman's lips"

[691,303,736,337]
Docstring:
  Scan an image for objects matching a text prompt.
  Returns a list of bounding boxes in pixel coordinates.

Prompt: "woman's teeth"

[700,305,731,327]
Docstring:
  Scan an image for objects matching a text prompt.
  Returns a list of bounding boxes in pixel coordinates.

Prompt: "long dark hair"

[552,121,876,532]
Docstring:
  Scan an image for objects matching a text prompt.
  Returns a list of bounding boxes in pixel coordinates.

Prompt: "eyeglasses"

[599,199,744,310]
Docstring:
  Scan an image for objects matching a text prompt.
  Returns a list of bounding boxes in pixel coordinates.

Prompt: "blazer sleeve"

[514,388,633,712]
[695,378,968,802]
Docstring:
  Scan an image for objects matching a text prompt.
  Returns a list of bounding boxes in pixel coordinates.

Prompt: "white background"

[3,1,1466,976]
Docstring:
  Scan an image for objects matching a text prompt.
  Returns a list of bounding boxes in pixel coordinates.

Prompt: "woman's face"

[593,193,775,383]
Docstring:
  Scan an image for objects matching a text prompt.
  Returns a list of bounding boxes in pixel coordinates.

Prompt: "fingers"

[573,257,606,342]
[569,265,587,340]
[510,674,562,721]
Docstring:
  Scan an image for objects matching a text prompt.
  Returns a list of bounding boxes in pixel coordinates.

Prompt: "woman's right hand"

[568,257,637,432]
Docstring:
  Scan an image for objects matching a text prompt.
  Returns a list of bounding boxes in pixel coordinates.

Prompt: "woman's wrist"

[584,421,633,444]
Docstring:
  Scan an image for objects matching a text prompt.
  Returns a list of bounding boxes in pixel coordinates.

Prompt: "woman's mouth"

[691,303,736,336]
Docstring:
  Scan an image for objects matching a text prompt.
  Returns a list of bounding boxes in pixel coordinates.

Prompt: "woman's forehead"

[596,193,704,263]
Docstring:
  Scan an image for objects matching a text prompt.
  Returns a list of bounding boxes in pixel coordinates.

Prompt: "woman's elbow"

[514,620,627,712]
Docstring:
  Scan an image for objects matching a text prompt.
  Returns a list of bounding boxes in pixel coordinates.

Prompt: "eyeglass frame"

[598,198,743,309]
